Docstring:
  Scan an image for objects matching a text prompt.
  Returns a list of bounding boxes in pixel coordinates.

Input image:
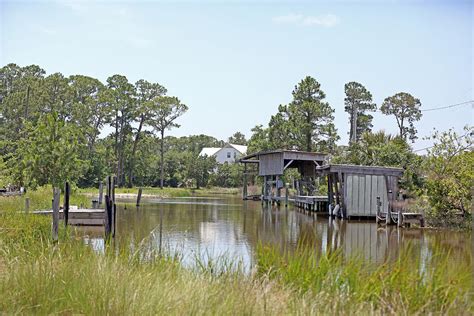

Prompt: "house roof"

[228,144,247,154]
[199,147,221,156]
[199,143,248,157]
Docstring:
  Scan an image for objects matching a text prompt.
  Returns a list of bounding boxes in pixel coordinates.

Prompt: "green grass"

[0,186,90,213]
[1,188,472,314]
[79,186,240,199]
[256,243,473,314]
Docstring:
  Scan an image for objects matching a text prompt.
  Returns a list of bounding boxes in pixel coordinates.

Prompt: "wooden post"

[25,197,30,214]
[397,208,403,227]
[64,182,70,227]
[376,196,381,224]
[243,163,248,200]
[104,176,111,239]
[338,172,345,218]
[98,181,103,205]
[276,176,281,205]
[285,187,289,207]
[386,189,393,225]
[112,176,116,238]
[52,188,60,242]
[328,175,333,215]
[136,188,143,206]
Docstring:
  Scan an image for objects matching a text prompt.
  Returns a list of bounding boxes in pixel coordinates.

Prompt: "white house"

[199,143,248,164]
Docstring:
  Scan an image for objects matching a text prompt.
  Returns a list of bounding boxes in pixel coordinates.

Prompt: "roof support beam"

[283,160,294,170]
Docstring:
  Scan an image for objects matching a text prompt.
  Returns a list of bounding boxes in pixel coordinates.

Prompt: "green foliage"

[210,163,243,188]
[227,131,247,145]
[380,92,422,142]
[423,127,473,219]
[344,81,376,142]
[333,131,423,191]
[10,112,87,188]
[248,76,339,153]
[187,155,217,188]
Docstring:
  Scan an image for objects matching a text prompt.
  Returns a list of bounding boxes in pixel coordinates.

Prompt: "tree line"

[0,63,247,189]
[0,64,471,223]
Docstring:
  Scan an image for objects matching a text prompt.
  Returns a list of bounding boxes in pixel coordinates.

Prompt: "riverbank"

[80,186,240,200]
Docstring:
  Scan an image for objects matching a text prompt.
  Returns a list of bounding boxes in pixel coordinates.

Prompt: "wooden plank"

[358,175,365,215]
[365,175,372,216]
[67,218,105,226]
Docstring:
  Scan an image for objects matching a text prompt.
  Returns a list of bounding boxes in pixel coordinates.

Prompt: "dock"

[33,209,105,226]
[240,150,424,227]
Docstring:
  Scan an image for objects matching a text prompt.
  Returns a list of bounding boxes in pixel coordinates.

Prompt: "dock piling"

[64,182,70,227]
[136,188,143,206]
[52,188,60,242]
[25,197,29,214]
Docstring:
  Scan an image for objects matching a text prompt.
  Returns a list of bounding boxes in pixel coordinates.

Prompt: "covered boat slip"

[240,150,327,206]
[240,150,419,224]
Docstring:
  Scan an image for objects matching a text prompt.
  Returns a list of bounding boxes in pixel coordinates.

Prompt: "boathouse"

[315,164,404,218]
[240,150,405,220]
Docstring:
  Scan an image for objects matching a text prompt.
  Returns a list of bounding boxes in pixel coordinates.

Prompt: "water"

[98,195,471,271]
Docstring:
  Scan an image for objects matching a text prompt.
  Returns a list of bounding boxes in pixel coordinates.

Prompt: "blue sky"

[1,0,472,151]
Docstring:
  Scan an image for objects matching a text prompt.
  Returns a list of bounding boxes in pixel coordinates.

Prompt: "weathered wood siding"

[259,152,284,176]
[344,174,388,216]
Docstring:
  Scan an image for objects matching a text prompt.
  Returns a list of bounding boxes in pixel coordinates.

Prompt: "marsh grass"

[80,186,240,198]
[1,189,472,315]
[0,185,91,213]
[256,243,473,314]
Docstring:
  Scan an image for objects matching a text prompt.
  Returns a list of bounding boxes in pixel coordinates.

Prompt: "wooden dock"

[33,209,105,226]
[294,195,328,213]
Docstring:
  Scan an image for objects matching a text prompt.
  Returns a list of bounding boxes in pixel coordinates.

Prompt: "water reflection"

[85,196,471,271]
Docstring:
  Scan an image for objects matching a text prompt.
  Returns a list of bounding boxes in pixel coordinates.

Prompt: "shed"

[316,164,404,218]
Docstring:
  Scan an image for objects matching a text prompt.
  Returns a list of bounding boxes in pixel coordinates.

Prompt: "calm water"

[86,195,472,270]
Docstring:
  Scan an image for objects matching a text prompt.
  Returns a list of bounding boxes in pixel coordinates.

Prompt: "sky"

[1,0,472,152]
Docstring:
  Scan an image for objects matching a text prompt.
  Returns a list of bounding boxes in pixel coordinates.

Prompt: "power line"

[420,100,473,112]
[374,100,473,113]
[413,131,473,153]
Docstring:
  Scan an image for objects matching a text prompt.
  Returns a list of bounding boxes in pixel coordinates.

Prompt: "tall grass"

[256,243,473,314]
[0,185,90,213]
[80,186,240,198]
[1,189,472,314]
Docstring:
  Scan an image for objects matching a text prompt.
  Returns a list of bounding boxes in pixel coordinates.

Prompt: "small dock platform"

[294,195,328,212]
[33,209,105,226]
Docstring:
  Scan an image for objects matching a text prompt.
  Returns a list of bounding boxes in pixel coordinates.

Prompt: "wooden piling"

[376,196,381,224]
[52,188,60,242]
[25,197,30,214]
[98,181,103,205]
[64,182,70,227]
[397,208,403,227]
[285,187,289,207]
[136,188,143,206]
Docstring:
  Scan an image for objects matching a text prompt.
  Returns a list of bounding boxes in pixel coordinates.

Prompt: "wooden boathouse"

[315,164,404,220]
[240,150,423,225]
[240,150,328,209]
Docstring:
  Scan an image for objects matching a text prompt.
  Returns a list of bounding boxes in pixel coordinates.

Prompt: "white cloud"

[272,13,340,28]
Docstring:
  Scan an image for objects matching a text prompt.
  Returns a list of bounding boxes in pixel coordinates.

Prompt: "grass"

[0,186,90,213]
[256,243,473,314]
[79,186,240,199]
[1,188,472,314]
